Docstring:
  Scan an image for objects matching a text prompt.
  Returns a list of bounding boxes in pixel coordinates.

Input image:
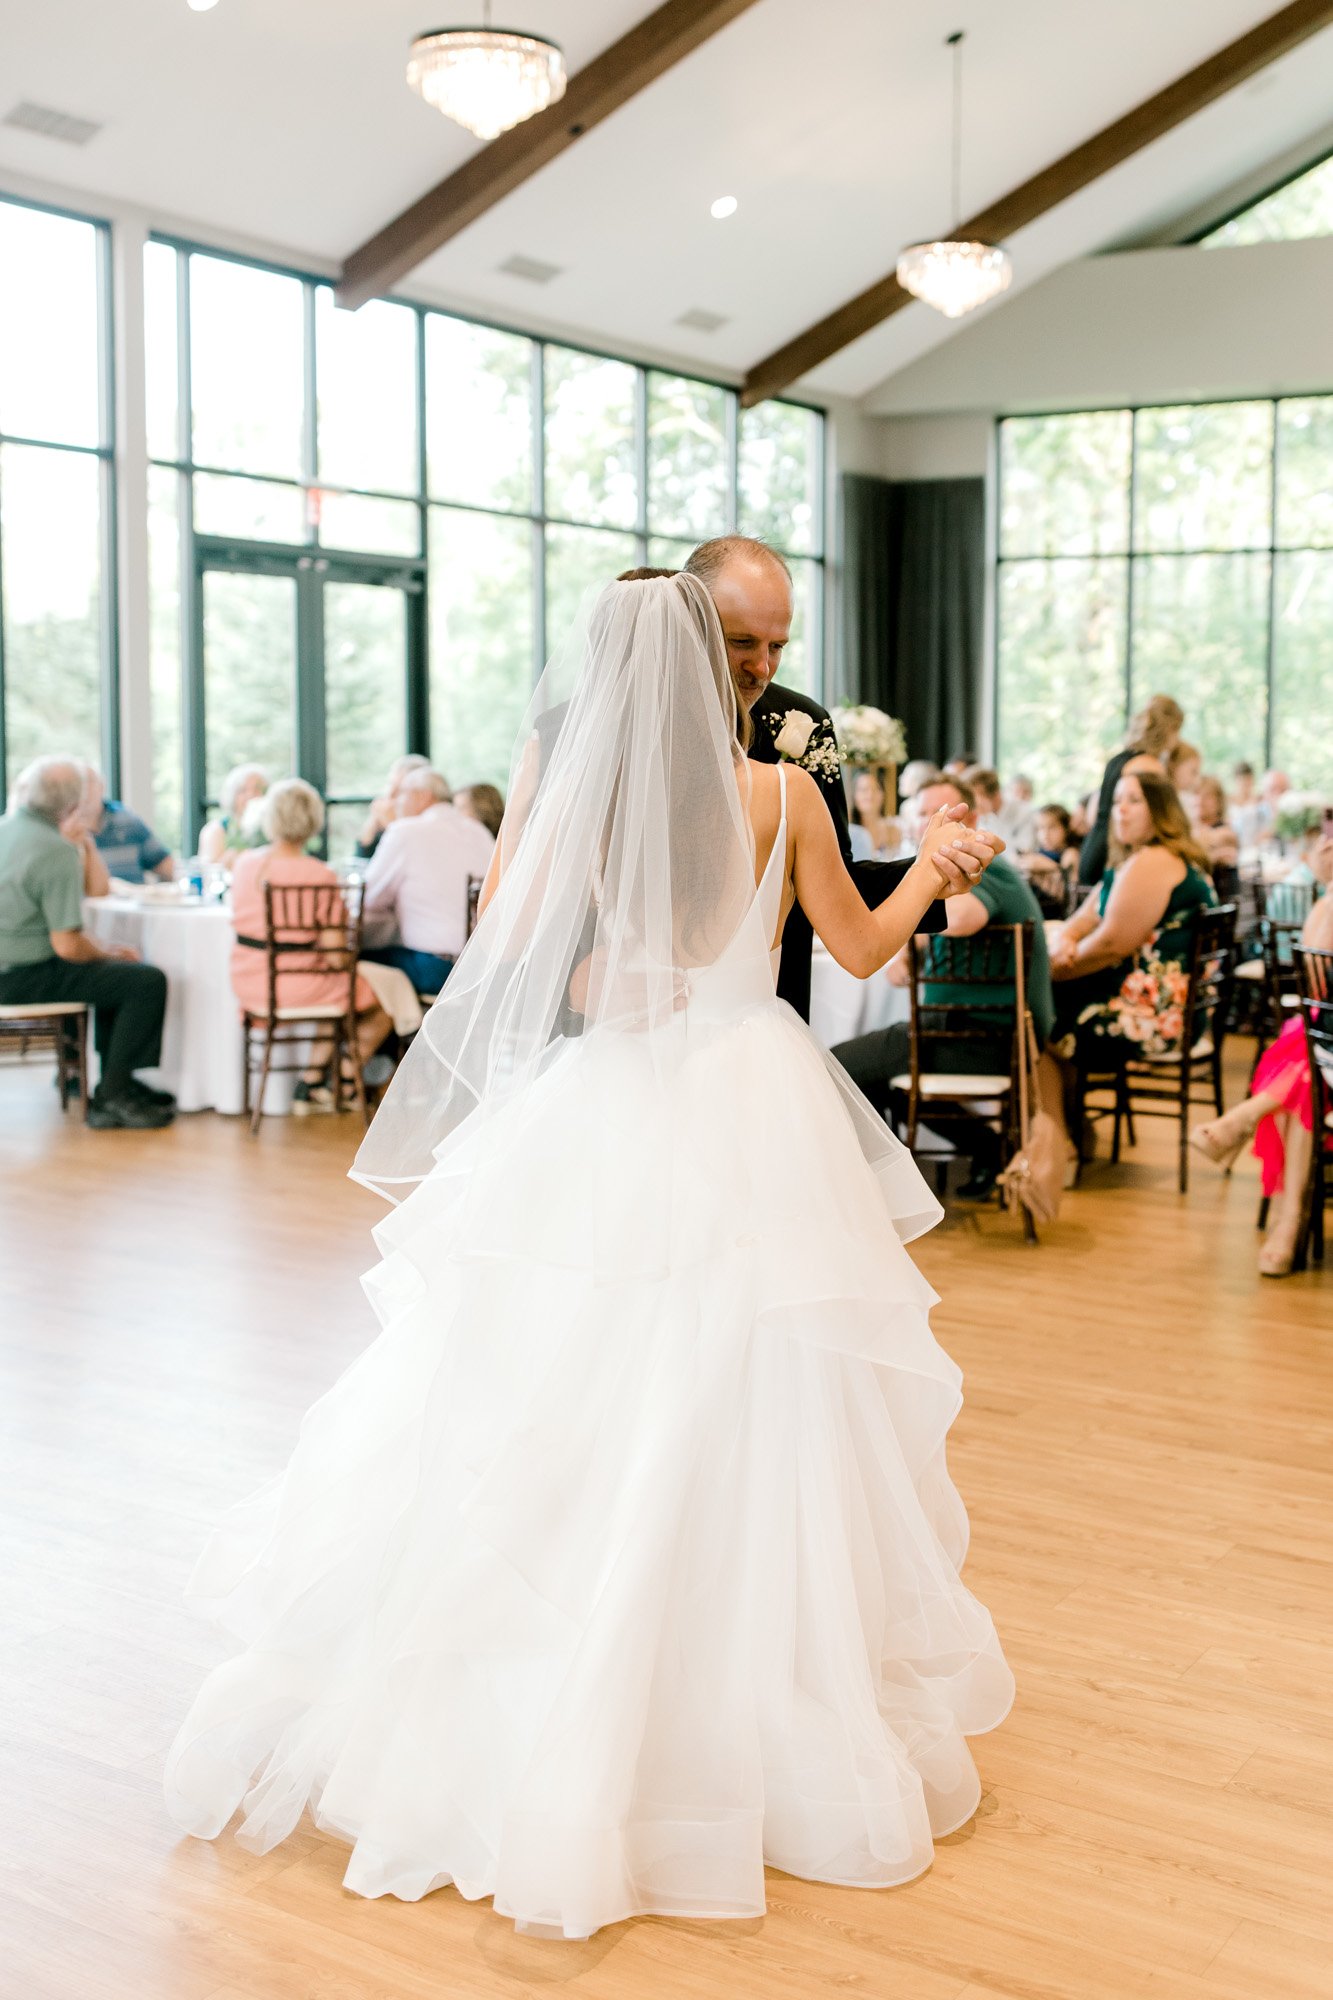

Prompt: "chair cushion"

[1139,1033,1214,1065]
[0,1000,89,1019]
[247,1004,349,1021]
[890,1072,1011,1099]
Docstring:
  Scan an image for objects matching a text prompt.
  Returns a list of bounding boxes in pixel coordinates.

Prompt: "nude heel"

[1189,1100,1264,1172]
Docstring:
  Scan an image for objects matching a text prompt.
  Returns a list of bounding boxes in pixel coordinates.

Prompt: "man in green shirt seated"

[0,757,175,1129]
[833,773,1053,1200]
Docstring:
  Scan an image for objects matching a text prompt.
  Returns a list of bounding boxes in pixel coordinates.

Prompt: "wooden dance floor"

[1,1051,1329,2000]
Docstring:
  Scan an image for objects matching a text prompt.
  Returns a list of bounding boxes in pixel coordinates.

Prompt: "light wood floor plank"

[1,1043,1329,1999]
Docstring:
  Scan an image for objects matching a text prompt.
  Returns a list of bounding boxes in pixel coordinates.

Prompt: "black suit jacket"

[749,682,943,1022]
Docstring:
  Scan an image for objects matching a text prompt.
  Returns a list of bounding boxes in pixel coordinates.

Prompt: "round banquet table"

[807,938,909,1050]
[82,893,295,1115]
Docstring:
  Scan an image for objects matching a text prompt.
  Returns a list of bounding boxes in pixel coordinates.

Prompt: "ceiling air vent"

[675,308,729,334]
[498,254,562,284]
[3,101,102,146]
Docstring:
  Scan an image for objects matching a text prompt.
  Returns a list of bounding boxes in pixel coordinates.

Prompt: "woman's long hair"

[1110,769,1210,874]
[1124,693,1184,757]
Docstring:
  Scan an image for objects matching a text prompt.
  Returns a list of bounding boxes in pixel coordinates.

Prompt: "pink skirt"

[1252,1018,1312,1197]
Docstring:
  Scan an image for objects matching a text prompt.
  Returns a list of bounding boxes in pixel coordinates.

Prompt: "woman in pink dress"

[1190,843,1333,1275]
[230,778,390,1112]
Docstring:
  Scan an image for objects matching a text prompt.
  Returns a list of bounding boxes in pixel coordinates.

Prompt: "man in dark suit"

[680,537,975,1022]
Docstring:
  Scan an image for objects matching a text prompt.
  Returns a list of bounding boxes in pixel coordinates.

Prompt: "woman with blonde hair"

[229,779,391,1112]
[1078,693,1185,888]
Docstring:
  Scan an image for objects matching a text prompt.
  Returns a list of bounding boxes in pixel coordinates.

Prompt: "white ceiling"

[2,1,1331,407]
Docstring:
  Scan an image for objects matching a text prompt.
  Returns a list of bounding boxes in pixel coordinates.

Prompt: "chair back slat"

[1187,904,1238,1036]
[1295,944,1333,1006]
[261,878,365,1020]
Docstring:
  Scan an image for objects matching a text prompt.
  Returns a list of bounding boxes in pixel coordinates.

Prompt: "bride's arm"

[788,767,998,977]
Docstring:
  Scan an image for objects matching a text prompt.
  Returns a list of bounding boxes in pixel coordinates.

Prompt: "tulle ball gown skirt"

[162,993,1015,1939]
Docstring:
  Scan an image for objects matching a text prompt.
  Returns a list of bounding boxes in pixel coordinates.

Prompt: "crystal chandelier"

[407,2,566,141]
[896,31,1011,319]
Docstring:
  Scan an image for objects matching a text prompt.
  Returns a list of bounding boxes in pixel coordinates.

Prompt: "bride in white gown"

[163,572,1015,1939]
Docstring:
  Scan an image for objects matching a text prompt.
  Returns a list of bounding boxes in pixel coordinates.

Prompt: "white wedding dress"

[163,580,1014,1939]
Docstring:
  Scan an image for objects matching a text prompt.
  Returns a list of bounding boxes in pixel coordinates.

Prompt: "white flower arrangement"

[765,707,842,781]
[830,705,907,769]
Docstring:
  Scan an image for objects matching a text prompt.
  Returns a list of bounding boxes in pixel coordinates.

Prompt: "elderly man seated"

[0,757,174,1127]
[831,773,1053,1200]
[77,764,174,885]
[360,767,496,995]
[354,752,433,861]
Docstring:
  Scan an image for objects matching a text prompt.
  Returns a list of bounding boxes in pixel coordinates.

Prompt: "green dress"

[1074,859,1217,1057]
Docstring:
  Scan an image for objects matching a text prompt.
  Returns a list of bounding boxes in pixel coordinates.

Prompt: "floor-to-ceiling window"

[143,235,825,856]
[995,400,1333,801]
[0,196,116,808]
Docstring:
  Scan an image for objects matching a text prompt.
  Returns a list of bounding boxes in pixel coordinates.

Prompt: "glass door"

[189,542,425,855]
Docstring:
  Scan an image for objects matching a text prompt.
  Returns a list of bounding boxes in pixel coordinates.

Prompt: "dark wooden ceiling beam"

[741,0,1333,407]
[338,0,762,310]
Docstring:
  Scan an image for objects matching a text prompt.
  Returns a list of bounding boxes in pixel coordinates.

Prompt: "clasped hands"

[915,803,1006,896]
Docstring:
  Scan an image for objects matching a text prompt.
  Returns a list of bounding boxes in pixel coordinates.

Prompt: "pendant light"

[896,31,1012,319]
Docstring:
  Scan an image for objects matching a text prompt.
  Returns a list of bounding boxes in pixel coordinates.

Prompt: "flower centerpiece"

[1274,791,1332,845]
[830,705,907,813]
[830,706,907,769]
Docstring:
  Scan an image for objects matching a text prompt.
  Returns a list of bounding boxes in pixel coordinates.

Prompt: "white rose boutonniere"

[766,708,843,782]
[772,710,816,760]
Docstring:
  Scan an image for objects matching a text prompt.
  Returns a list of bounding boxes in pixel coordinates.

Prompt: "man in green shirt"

[833,774,1052,1199]
[0,757,174,1128]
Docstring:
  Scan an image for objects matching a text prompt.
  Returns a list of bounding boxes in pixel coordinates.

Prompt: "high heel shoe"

[1189,1101,1263,1171]
[1258,1219,1301,1277]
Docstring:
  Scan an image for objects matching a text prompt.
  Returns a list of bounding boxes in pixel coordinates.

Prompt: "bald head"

[685,537,794,710]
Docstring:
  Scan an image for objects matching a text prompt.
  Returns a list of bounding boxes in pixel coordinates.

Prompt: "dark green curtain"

[838,472,984,769]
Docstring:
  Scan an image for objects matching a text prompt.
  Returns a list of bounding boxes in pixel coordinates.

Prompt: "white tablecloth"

[83,895,291,1115]
[808,939,909,1050]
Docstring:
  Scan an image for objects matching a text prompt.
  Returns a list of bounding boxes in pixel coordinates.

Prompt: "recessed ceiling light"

[710,195,738,220]
[187,0,220,11]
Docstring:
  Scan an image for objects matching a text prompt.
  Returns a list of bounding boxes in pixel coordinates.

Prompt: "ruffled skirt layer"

[163,997,1014,1937]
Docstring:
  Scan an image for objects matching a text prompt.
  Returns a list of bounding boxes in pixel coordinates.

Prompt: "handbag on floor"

[998,932,1064,1226]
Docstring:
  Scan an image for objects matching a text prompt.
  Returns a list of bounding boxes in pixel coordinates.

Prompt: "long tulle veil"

[350,571,764,1201]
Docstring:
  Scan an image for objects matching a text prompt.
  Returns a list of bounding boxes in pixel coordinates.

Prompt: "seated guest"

[1037,770,1217,1158]
[79,766,173,885]
[1192,775,1240,903]
[1166,740,1203,815]
[1190,838,1333,1275]
[998,772,1039,852]
[360,767,496,996]
[1228,761,1266,849]
[1020,802,1079,916]
[1261,768,1290,834]
[454,782,505,840]
[1267,812,1332,922]
[229,779,391,1114]
[0,756,174,1128]
[199,764,269,866]
[963,766,1009,843]
[15,758,114,901]
[943,750,978,779]
[833,774,1053,1200]
[354,753,432,861]
[851,768,904,859]
[1079,693,1184,887]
